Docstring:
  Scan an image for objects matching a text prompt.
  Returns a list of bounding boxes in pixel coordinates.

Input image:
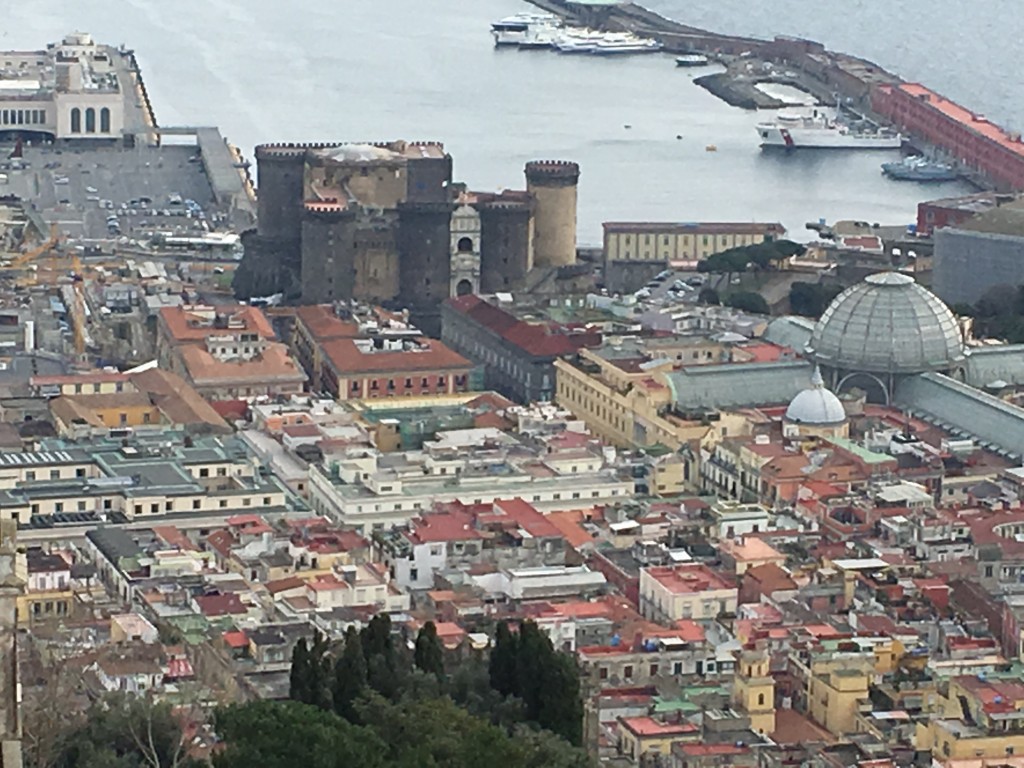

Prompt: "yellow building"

[554,348,750,452]
[617,716,699,765]
[603,221,786,263]
[732,649,776,734]
[805,657,872,737]
[915,676,1024,760]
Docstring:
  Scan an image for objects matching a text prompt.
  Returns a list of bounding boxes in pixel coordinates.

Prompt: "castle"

[236,141,580,334]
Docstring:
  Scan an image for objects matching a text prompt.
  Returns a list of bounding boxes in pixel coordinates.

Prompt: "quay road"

[17,508,314,546]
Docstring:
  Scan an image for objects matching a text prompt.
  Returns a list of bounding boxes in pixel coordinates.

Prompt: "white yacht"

[491,13,561,46]
[590,34,663,55]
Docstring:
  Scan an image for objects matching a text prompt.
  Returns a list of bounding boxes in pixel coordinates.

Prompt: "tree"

[488,622,518,698]
[537,653,584,746]
[53,692,204,768]
[698,287,720,305]
[725,291,770,315]
[789,281,843,317]
[333,626,368,722]
[214,700,386,768]
[414,621,445,678]
[289,637,310,703]
[289,631,332,710]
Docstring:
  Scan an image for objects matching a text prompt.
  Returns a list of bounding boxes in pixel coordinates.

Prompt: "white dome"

[785,368,846,425]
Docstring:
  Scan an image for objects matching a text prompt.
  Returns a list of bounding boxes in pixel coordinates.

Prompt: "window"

[623,665,633,679]
[351,381,360,392]
[199,468,209,478]
[599,667,608,680]
[165,501,173,511]
[263,497,271,505]
[218,500,228,508]
[50,470,60,480]
[404,378,412,388]
[77,501,86,511]
[193,499,201,510]
[758,693,765,706]
[75,468,86,478]
[25,471,35,481]
[217,467,227,477]
[85,107,96,133]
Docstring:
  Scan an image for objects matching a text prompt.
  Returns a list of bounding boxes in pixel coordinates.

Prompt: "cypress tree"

[289,637,310,703]
[333,626,368,721]
[489,621,518,698]
[413,621,445,678]
[537,652,584,746]
[515,621,550,721]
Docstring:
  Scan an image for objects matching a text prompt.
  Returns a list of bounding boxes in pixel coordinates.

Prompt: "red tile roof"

[222,630,249,648]
[618,716,698,738]
[195,593,247,617]
[294,305,360,341]
[488,498,564,539]
[644,564,734,594]
[446,295,601,358]
[160,305,275,343]
[321,337,470,376]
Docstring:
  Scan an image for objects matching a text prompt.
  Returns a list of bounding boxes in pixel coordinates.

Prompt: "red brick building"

[873,83,1024,191]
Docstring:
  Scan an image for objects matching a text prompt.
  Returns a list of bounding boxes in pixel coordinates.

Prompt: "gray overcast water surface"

[9,0,994,244]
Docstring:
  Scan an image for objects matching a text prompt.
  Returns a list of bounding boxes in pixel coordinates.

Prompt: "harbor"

[518,0,1023,192]
[5,0,979,243]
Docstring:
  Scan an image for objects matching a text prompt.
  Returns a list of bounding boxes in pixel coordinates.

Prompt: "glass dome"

[808,272,964,374]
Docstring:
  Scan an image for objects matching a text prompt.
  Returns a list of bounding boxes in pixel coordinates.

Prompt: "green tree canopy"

[414,621,445,678]
[725,291,770,315]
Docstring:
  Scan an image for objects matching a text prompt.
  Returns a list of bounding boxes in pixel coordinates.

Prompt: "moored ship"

[881,155,959,181]
[757,111,902,150]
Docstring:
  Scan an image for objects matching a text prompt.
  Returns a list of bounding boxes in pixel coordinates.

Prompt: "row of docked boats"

[491,13,662,54]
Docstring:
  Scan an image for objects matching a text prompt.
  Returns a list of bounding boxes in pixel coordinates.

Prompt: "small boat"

[881,156,959,182]
[676,54,709,67]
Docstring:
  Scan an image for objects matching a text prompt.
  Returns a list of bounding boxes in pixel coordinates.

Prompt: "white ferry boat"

[756,111,902,150]
[491,13,561,46]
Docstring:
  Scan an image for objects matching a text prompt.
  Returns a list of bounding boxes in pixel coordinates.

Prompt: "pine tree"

[333,626,368,722]
[413,621,445,678]
[489,622,518,698]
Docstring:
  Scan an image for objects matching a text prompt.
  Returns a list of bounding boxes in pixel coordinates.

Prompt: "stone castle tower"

[525,160,580,269]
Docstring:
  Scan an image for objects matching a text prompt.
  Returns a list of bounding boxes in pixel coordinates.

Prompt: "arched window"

[85,108,95,133]
[100,107,110,133]
[456,279,473,296]
[758,693,765,706]
[456,236,473,253]
[70,108,81,133]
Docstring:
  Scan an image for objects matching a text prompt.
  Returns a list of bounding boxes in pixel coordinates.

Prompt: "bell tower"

[732,648,775,735]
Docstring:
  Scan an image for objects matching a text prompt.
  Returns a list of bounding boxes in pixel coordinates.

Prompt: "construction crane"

[8,223,61,270]
[69,250,88,357]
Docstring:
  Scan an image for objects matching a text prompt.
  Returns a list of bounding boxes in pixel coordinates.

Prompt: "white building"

[0,33,130,140]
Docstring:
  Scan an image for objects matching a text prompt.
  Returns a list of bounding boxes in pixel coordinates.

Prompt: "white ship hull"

[757,123,902,149]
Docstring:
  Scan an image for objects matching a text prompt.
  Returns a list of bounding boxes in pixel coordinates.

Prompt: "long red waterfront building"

[872,83,1024,191]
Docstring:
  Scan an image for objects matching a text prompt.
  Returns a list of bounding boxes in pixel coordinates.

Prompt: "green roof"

[652,696,701,714]
[828,436,892,465]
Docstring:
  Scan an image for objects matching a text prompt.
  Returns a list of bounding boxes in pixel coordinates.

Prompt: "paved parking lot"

[1,143,222,242]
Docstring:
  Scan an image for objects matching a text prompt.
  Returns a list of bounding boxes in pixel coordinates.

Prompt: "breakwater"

[523,0,1017,191]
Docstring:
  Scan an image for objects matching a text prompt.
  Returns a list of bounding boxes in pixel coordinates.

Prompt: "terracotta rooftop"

[618,716,699,738]
[179,343,306,386]
[644,564,734,594]
[320,337,470,376]
[294,304,360,341]
[194,593,247,617]
[159,305,275,343]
